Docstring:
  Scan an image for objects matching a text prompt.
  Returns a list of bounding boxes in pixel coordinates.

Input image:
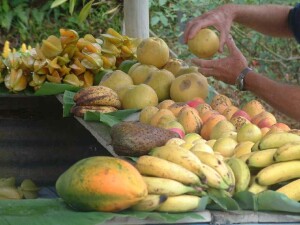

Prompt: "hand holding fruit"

[192,37,248,85]
[184,5,235,52]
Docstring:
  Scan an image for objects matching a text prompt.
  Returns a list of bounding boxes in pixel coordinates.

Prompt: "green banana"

[273,141,300,162]
[155,195,201,213]
[246,148,277,168]
[130,194,168,212]
[135,155,202,185]
[258,132,300,150]
[142,176,197,196]
[256,160,300,186]
[226,157,251,193]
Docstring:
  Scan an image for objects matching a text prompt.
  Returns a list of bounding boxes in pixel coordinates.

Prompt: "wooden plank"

[123,0,149,38]
[211,210,300,224]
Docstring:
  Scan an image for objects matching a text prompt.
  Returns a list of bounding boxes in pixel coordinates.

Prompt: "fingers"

[225,35,238,54]
[184,19,213,43]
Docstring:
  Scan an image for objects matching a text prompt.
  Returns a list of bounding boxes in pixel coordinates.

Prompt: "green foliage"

[0,0,122,48]
[149,0,300,106]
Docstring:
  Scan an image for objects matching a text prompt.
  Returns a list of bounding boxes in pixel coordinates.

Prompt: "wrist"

[235,67,253,91]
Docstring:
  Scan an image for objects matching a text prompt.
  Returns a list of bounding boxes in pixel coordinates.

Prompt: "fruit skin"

[177,107,202,134]
[210,120,236,140]
[99,70,133,92]
[237,123,262,143]
[213,137,238,158]
[242,100,265,119]
[246,148,277,168]
[168,102,188,117]
[276,179,300,201]
[74,85,121,109]
[210,94,232,114]
[233,141,254,158]
[247,182,268,194]
[230,116,250,131]
[150,108,176,127]
[222,105,239,120]
[273,141,300,162]
[157,99,175,110]
[130,194,167,212]
[170,72,209,102]
[188,28,219,58]
[191,151,232,187]
[135,155,201,185]
[258,132,300,150]
[142,176,196,196]
[256,160,300,186]
[149,145,204,178]
[71,105,117,117]
[144,69,175,102]
[128,63,158,85]
[110,121,179,156]
[226,157,251,193]
[200,114,226,140]
[163,58,185,76]
[122,84,158,110]
[196,103,213,118]
[139,106,159,124]
[55,156,148,212]
[137,37,169,68]
[156,195,201,213]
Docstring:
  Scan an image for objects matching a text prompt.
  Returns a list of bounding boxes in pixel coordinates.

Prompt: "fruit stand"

[1,1,300,224]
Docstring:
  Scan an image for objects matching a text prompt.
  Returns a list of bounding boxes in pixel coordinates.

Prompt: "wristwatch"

[235,67,253,91]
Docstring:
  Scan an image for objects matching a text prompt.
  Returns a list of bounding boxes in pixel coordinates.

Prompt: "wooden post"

[123,0,149,39]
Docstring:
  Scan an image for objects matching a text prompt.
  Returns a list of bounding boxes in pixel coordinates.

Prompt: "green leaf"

[93,69,112,85]
[62,90,76,117]
[78,0,94,22]
[207,189,240,211]
[256,190,300,213]
[34,82,81,96]
[159,14,168,26]
[69,0,76,15]
[51,0,68,8]
[233,191,256,210]
[158,0,167,6]
[0,198,207,225]
[151,16,160,26]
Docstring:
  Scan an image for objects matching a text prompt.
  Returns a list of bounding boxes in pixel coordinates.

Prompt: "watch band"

[235,67,253,91]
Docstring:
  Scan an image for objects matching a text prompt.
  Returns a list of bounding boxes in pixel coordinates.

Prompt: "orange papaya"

[56,156,147,212]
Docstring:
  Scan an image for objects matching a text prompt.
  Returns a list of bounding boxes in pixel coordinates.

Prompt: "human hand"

[192,37,248,85]
[184,4,235,52]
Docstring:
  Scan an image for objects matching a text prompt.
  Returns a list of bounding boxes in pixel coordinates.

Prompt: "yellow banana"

[71,105,118,117]
[149,145,204,178]
[191,150,232,187]
[246,148,277,168]
[226,157,251,193]
[238,152,254,162]
[247,181,268,194]
[130,194,167,212]
[258,132,300,150]
[199,163,229,190]
[256,160,300,186]
[142,176,198,196]
[135,155,201,185]
[74,85,121,108]
[276,179,300,201]
[155,195,201,213]
[273,141,300,162]
[234,141,254,158]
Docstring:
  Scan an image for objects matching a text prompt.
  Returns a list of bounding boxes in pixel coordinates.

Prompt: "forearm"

[230,4,293,37]
[244,71,300,121]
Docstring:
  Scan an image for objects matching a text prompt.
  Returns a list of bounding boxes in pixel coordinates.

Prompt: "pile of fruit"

[0,28,138,92]
[53,29,300,213]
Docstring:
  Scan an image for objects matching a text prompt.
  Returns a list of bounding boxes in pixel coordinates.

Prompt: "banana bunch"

[71,85,121,117]
[131,140,241,212]
[231,131,300,201]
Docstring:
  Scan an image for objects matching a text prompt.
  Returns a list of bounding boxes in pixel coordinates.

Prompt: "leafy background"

[0,0,299,128]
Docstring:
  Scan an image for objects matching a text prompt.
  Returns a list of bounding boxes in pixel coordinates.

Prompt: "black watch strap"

[235,67,253,91]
